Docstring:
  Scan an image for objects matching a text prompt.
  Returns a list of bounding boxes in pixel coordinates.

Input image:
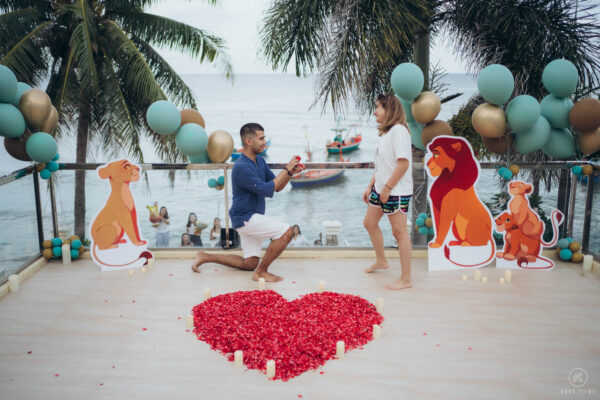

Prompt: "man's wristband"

[384,183,392,190]
[284,167,293,176]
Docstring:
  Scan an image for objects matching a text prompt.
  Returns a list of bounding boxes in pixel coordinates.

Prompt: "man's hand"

[287,156,303,174]
[380,186,391,204]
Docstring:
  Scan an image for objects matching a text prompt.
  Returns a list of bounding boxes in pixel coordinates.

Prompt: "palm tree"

[1,0,233,239]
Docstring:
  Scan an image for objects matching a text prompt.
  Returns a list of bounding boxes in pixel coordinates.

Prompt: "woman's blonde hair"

[376,94,408,136]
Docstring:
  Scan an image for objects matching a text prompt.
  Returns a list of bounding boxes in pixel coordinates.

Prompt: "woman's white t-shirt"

[156,219,169,233]
[374,124,412,196]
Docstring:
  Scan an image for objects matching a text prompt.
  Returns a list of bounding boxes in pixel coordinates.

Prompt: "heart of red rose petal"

[192,290,383,381]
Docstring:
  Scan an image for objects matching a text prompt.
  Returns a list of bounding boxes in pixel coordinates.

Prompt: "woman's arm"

[380,159,409,203]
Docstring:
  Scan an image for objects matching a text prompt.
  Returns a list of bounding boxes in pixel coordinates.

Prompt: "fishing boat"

[326,124,362,154]
[231,139,270,161]
[289,169,344,188]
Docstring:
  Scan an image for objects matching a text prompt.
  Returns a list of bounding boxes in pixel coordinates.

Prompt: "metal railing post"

[32,170,44,250]
[582,173,594,252]
[49,175,59,238]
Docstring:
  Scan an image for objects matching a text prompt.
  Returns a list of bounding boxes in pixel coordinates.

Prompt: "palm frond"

[0,0,51,13]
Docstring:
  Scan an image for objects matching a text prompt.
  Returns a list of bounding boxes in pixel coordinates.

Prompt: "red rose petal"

[436,344,440,347]
[177,317,181,320]
[186,329,190,332]
[132,300,136,303]
[169,274,173,277]
[214,269,219,272]
[104,300,108,303]
[319,371,324,374]
[142,328,147,331]
[298,396,302,398]
[423,332,427,336]
[27,351,32,355]
[112,365,116,369]
[54,374,59,377]
[468,347,472,351]
[99,383,104,386]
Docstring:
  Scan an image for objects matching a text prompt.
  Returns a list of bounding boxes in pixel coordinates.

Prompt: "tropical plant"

[0,0,233,239]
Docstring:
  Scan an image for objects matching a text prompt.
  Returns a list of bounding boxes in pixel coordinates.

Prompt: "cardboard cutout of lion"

[425,136,495,271]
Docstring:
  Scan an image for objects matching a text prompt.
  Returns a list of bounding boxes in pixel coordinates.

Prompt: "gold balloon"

[411,91,441,125]
[577,127,600,155]
[19,89,52,130]
[42,239,52,249]
[472,103,506,138]
[180,108,205,128]
[571,252,583,263]
[425,218,433,228]
[36,163,46,172]
[569,241,581,252]
[582,164,594,176]
[40,106,58,133]
[42,249,53,259]
[206,130,234,163]
[509,164,520,175]
[421,120,453,146]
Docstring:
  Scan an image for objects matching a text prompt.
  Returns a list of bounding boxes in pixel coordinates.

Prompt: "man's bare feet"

[365,261,390,273]
[383,278,412,290]
[252,271,283,282]
[191,251,208,273]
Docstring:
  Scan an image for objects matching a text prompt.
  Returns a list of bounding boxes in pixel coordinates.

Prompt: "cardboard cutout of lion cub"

[425,136,495,271]
[89,159,153,271]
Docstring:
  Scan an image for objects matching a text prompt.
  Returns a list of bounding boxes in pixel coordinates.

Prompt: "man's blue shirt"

[229,153,276,228]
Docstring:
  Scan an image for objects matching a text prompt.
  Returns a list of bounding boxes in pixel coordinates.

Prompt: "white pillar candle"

[462,274,467,281]
[474,270,481,281]
[234,350,243,368]
[266,360,275,378]
[499,277,505,284]
[336,340,345,358]
[373,324,381,339]
[204,288,212,300]
[147,258,155,268]
[8,275,19,292]
[128,269,134,276]
[141,267,147,273]
[583,255,593,271]
[186,314,193,329]
[61,244,71,264]
[482,276,487,283]
[258,277,266,290]
[504,270,511,283]
[318,281,325,292]
[375,297,384,313]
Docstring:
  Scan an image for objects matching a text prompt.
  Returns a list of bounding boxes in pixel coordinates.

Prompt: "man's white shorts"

[236,214,290,259]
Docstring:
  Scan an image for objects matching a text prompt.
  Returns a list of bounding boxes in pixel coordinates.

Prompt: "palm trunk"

[74,102,90,240]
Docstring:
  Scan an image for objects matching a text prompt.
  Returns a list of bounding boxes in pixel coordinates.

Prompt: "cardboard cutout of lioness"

[425,136,495,271]
[89,159,153,271]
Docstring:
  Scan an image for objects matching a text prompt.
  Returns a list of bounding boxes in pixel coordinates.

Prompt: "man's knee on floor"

[242,257,259,270]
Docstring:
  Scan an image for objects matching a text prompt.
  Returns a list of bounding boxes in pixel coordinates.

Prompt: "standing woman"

[363,94,413,290]
[186,212,202,246]
[154,206,171,247]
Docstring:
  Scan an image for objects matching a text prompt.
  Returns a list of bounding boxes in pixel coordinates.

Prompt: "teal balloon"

[217,175,225,186]
[70,249,80,260]
[515,116,551,154]
[52,153,59,161]
[52,246,62,257]
[416,217,425,227]
[0,103,26,139]
[428,227,434,236]
[542,128,575,159]
[559,248,573,261]
[399,97,415,123]
[418,212,428,220]
[46,161,59,172]
[566,237,574,243]
[506,95,541,132]
[40,169,51,179]
[541,95,573,129]
[207,178,217,188]
[501,169,513,180]
[419,227,429,236]
[542,59,578,98]
[0,65,17,103]
[11,82,32,107]
[408,121,425,150]
[477,64,514,105]
[391,63,424,101]
[188,150,210,163]
[51,237,62,247]
[71,239,82,250]
[557,238,569,249]
[146,100,181,135]
[176,123,208,156]
[26,132,57,162]
[571,166,583,176]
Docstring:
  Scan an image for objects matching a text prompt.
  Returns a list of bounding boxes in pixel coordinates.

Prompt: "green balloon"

[515,116,551,154]
[542,128,575,159]
[146,100,181,135]
[217,175,225,186]
[0,65,17,103]
[398,96,415,123]
[408,121,425,150]
[207,178,217,188]
[26,132,58,162]
[391,63,424,101]
[506,95,541,133]
[188,150,210,163]
[11,82,32,107]
[477,64,514,105]
[0,103,26,139]
[176,123,208,157]
[542,59,578,98]
[541,94,573,129]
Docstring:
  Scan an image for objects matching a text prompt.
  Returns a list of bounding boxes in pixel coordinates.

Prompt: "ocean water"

[1,74,598,277]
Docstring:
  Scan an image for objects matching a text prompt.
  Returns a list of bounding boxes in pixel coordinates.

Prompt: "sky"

[147,0,467,75]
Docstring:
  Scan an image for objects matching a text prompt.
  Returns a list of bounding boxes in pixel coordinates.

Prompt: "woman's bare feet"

[252,271,283,282]
[191,251,208,273]
[384,278,412,290]
[365,261,390,273]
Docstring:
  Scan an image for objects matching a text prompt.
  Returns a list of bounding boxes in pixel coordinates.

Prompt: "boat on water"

[289,169,344,188]
[231,139,270,161]
[326,124,362,154]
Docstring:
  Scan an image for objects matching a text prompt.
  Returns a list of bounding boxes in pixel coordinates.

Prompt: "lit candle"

[204,288,212,300]
[499,277,505,284]
[234,350,243,368]
[266,360,275,378]
[373,324,381,339]
[583,255,593,271]
[504,270,512,283]
[336,340,345,358]
[62,244,71,264]
[147,258,155,268]
[318,281,325,292]
[258,277,266,290]
[141,267,147,273]
[375,298,384,313]
[8,274,19,292]
[186,314,193,329]
[128,269,134,276]
[462,274,467,281]
[482,276,487,283]
[474,270,481,281]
